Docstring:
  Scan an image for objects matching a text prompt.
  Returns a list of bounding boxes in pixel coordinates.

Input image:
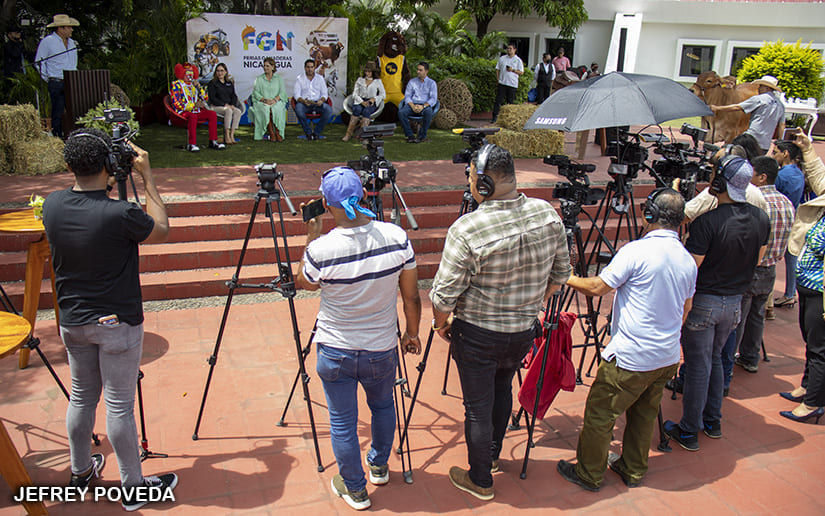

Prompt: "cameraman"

[42,128,177,511]
[430,144,571,501]
[557,188,695,491]
[296,167,421,511]
[664,155,769,452]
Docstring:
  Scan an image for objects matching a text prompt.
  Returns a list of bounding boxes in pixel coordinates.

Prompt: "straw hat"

[47,14,80,28]
[752,75,782,92]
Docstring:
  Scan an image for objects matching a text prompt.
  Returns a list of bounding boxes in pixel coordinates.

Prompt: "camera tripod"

[192,166,324,472]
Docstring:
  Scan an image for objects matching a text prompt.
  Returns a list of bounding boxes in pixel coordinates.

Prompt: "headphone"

[643,187,671,224]
[474,144,496,197]
[710,154,739,195]
[70,131,117,176]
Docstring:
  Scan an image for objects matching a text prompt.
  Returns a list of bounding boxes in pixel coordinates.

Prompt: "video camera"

[451,127,500,166]
[347,123,397,193]
[606,131,648,180]
[545,155,605,217]
[647,124,715,199]
[95,107,138,183]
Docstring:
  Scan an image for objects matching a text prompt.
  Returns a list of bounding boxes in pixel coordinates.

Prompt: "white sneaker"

[187,144,200,152]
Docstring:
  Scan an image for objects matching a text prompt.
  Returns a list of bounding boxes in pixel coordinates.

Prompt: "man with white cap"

[664,155,770,452]
[710,75,786,154]
[35,14,79,138]
[296,166,421,511]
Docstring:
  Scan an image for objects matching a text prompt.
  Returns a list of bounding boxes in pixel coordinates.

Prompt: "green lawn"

[132,122,465,169]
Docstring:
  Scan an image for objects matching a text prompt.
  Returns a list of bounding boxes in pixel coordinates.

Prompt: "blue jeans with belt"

[679,294,741,434]
[48,78,65,138]
[316,343,397,492]
[450,318,535,488]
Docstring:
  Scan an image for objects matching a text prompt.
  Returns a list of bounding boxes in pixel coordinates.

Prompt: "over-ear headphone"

[474,144,496,197]
[71,131,117,175]
[643,187,668,223]
[710,154,738,194]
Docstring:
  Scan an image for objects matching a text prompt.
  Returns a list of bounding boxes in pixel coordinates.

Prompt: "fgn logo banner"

[242,26,294,52]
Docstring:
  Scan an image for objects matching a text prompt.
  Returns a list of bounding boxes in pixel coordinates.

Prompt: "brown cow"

[690,71,759,143]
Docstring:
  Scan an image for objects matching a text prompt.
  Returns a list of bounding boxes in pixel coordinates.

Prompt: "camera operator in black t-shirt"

[663,154,770,452]
[42,128,178,511]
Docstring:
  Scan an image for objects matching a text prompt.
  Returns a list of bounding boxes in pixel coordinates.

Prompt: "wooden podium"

[63,69,111,136]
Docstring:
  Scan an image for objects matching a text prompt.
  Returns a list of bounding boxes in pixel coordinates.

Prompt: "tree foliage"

[738,40,825,101]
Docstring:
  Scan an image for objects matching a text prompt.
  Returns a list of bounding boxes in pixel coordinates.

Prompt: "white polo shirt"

[598,230,697,371]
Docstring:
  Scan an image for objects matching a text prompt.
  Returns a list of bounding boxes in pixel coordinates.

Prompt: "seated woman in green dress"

[251,57,286,141]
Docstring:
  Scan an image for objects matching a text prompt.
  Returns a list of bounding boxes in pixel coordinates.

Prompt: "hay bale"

[496,103,538,132]
[487,128,564,158]
[433,107,458,130]
[438,78,473,122]
[0,145,8,174]
[0,104,41,147]
[9,136,66,176]
[109,84,131,108]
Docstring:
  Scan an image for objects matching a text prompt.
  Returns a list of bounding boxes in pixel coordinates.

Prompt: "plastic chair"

[342,94,385,121]
[406,100,440,135]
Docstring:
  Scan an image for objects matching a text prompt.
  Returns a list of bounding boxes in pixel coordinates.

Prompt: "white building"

[436,0,825,88]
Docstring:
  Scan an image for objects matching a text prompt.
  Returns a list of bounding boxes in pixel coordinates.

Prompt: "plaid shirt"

[796,215,825,292]
[430,194,571,333]
[759,184,795,267]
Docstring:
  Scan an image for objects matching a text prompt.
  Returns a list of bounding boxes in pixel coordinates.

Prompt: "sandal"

[774,296,796,308]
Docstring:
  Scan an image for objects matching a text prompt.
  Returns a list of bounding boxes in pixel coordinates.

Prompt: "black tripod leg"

[656,405,672,452]
[398,329,435,454]
[393,346,414,484]
[508,369,526,430]
[278,322,317,427]
[137,370,168,461]
[761,340,770,362]
[27,336,101,445]
[441,341,452,395]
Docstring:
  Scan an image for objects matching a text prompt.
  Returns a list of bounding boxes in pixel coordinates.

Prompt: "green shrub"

[738,40,825,101]
[77,100,140,136]
[429,55,532,112]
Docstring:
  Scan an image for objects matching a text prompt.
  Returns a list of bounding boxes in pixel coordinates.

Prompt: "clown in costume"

[169,62,225,152]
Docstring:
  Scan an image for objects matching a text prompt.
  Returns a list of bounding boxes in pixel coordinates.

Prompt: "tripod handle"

[405,209,418,231]
[277,179,297,215]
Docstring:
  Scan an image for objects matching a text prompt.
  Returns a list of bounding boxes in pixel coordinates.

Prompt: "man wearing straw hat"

[35,14,79,138]
[710,75,786,154]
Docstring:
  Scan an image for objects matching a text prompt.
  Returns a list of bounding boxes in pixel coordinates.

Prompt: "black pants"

[48,79,66,138]
[798,285,825,406]
[450,318,534,488]
[536,84,551,104]
[492,84,517,119]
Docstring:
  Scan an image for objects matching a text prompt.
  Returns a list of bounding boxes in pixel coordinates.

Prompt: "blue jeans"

[450,318,535,489]
[398,103,433,140]
[351,103,377,119]
[735,265,776,369]
[784,251,797,298]
[679,294,741,434]
[48,79,65,138]
[294,101,332,136]
[316,343,397,492]
[61,323,144,487]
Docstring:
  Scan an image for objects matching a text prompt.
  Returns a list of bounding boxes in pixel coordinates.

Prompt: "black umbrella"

[523,72,713,132]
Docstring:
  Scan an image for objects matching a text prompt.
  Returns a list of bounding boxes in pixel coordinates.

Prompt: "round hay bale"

[0,104,41,147]
[9,136,66,175]
[496,104,537,132]
[438,78,473,122]
[487,127,564,158]
[433,107,458,130]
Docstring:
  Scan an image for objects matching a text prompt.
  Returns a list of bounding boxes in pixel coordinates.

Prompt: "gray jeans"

[61,323,143,487]
[735,265,775,367]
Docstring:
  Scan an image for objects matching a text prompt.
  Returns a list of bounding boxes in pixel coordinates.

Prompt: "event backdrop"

[186,14,348,115]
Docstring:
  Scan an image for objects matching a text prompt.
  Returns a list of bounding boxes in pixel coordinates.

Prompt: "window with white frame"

[674,39,722,82]
[724,41,762,77]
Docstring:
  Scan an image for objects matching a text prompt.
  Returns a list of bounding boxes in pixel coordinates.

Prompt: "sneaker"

[69,453,105,488]
[665,378,683,394]
[556,460,600,492]
[331,474,371,510]
[121,473,178,512]
[663,420,699,451]
[187,144,200,152]
[406,135,419,144]
[607,452,639,488]
[735,357,758,373]
[703,420,722,439]
[208,140,226,150]
[490,459,500,473]
[448,466,494,501]
[366,456,389,486]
